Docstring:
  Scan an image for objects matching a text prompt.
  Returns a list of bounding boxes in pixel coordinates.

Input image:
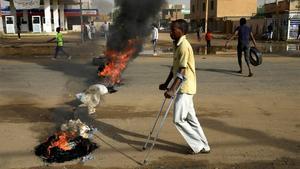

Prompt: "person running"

[226,18,257,77]
[159,19,210,154]
[151,24,159,56]
[47,27,71,60]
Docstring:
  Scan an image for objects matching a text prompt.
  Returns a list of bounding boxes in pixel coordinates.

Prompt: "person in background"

[226,18,257,77]
[47,27,71,60]
[151,24,159,56]
[205,30,212,48]
[196,25,203,41]
[267,23,273,41]
[159,19,210,154]
[83,22,88,41]
[86,23,92,40]
[17,22,21,40]
[101,21,109,40]
[90,21,97,40]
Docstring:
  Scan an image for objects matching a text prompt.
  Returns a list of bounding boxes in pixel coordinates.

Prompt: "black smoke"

[107,0,166,53]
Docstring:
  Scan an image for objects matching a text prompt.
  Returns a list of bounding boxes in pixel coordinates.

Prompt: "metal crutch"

[142,97,166,150]
[142,82,183,164]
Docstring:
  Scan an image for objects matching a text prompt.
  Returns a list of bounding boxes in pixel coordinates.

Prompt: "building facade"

[264,0,300,40]
[160,3,190,28]
[0,0,98,34]
[190,0,257,32]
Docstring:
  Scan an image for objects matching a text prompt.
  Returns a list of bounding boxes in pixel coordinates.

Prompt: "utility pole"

[276,0,280,40]
[205,0,209,33]
[175,5,178,20]
[80,0,84,43]
[0,0,2,34]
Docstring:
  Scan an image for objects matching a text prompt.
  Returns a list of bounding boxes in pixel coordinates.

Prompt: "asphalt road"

[0,36,299,169]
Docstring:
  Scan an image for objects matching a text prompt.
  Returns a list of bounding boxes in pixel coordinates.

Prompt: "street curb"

[1,31,70,38]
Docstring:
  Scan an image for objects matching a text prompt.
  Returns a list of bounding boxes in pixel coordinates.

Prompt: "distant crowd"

[83,21,110,41]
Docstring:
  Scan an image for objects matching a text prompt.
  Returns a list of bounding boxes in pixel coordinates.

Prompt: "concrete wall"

[191,0,257,22]
[216,0,257,18]
[232,18,266,36]
[191,0,217,20]
[290,0,300,11]
[265,0,289,14]
[231,17,290,40]
[0,16,3,36]
[67,0,91,9]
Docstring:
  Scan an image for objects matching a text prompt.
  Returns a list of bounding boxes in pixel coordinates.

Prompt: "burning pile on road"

[35,119,98,163]
[96,0,166,86]
[98,39,138,86]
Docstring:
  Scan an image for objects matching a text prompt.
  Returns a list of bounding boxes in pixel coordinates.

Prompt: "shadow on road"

[72,106,187,154]
[160,64,243,77]
[201,118,300,153]
[196,68,244,77]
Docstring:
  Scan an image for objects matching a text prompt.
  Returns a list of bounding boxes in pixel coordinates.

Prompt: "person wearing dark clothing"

[226,18,257,77]
[196,25,203,41]
[17,23,21,40]
[267,24,273,41]
[83,23,89,41]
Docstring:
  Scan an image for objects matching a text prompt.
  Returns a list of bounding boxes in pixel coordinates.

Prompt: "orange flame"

[99,39,138,84]
[47,131,76,154]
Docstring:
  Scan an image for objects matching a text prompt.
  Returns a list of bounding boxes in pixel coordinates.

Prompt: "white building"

[0,0,98,34]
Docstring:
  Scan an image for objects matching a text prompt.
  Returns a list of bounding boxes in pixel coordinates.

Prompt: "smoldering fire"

[99,0,166,85]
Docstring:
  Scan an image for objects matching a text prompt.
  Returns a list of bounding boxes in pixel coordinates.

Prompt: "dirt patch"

[257,107,272,116]
[139,156,299,169]
[13,165,97,169]
[89,105,233,119]
[13,157,299,169]
[0,103,158,124]
[0,104,53,123]
[0,104,74,123]
[93,105,156,119]
[199,107,233,118]
[0,46,53,57]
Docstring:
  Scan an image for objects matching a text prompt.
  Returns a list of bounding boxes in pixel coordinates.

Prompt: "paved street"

[0,34,299,169]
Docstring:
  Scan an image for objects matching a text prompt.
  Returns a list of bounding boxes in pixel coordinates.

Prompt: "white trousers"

[173,94,209,153]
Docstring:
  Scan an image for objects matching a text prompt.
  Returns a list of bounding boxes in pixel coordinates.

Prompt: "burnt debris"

[34,119,98,163]
[35,135,98,163]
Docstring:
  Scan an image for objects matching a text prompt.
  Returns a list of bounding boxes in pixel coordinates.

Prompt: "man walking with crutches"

[159,19,210,154]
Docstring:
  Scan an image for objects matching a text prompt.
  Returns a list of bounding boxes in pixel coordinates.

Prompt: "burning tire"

[35,135,98,163]
[93,56,107,65]
[250,47,262,66]
[35,119,98,163]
